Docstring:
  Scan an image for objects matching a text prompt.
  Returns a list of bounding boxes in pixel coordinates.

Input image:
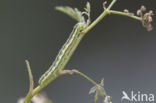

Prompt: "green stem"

[85,0,117,33]
[73,70,97,85]
[23,70,98,103]
[23,60,34,103]
[109,10,142,21]
[85,0,142,33]
[84,10,108,33]
[107,0,117,10]
[23,86,42,103]
[32,86,42,97]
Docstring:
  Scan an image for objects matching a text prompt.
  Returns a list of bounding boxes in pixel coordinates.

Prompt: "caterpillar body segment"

[38,23,86,87]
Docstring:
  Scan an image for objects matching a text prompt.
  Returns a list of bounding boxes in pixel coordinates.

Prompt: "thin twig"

[84,0,117,33]
[109,10,142,21]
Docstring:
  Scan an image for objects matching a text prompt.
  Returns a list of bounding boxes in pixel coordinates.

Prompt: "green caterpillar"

[39,22,86,87]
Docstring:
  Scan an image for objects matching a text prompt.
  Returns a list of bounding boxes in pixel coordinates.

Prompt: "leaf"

[89,78,108,103]
[84,2,91,14]
[55,6,85,22]
[82,2,91,24]
[25,60,34,94]
[100,78,104,86]
[89,86,97,94]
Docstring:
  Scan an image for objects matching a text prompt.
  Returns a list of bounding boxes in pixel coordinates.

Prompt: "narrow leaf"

[25,60,34,94]
[85,2,91,13]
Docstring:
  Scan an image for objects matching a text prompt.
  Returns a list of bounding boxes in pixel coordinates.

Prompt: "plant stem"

[85,0,117,33]
[84,10,108,33]
[109,10,142,21]
[23,86,42,103]
[23,70,98,103]
[32,86,42,97]
[107,0,117,10]
[23,60,34,103]
[85,0,142,33]
[72,70,98,85]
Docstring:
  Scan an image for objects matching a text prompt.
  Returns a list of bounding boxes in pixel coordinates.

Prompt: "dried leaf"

[89,78,108,103]
[89,86,97,94]
[100,78,104,86]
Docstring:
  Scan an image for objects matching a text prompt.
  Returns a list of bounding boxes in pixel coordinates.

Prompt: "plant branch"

[84,0,142,33]
[84,0,117,33]
[23,60,34,103]
[109,10,142,21]
[71,70,98,85]
[58,69,98,85]
[107,0,117,10]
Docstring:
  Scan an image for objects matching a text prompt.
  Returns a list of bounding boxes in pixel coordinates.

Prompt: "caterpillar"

[38,22,86,87]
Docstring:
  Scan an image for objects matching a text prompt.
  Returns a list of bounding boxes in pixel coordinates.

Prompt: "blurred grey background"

[0,0,156,103]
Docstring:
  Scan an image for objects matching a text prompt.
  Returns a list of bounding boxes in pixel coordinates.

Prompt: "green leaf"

[25,60,34,94]
[84,2,91,14]
[55,6,85,22]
